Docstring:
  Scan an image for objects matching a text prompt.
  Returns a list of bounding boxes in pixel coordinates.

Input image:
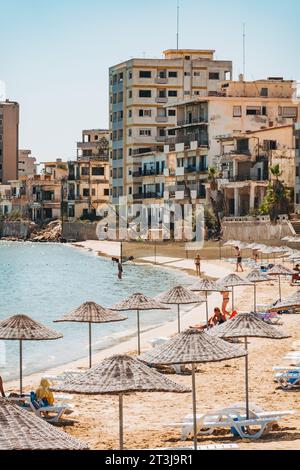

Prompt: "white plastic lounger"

[29,403,74,423]
[169,406,294,440]
[149,444,239,451]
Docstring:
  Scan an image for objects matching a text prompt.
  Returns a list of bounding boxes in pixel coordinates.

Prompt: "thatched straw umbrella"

[217,274,252,311]
[208,312,289,419]
[0,397,88,450]
[267,265,294,301]
[54,301,127,368]
[269,290,300,312]
[0,314,62,394]
[139,329,247,450]
[53,354,190,450]
[246,270,272,313]
[110,294,170,354]
[156,286,205,333]
[189,279,223,325]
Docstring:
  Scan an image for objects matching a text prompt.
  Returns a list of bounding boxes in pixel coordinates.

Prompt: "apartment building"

[77,129,109,160]
[129,77,299,215]
[295,123,300,213]
[217,125,296,216]
[66,159,109,219]
[109,49,232,204]
[18,149,37,177]
[0,100,19,183]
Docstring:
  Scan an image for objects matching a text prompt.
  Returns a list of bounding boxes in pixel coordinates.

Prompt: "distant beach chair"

[256,311,281,325]
[274,370,300,390]
[149,443,239,451]
[167,405,294,440]
[149,337,184,374]
[6,393,74,423]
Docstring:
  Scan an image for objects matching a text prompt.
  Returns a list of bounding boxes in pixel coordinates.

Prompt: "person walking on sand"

[235,246,243,272]
[194,254,201,276]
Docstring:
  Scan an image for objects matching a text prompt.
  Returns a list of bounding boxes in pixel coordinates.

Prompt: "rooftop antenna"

[176,0,179,50]
[243,23,246,78]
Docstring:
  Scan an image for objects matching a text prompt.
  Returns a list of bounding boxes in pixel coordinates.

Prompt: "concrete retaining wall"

[62,222,98,241]
[0,221,36,239]
[222,219,295,241]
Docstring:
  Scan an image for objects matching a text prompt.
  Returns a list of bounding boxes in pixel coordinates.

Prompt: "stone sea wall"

[0,221,36,239]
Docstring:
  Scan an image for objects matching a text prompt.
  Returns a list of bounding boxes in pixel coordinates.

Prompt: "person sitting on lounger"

[208,307,227,327]
[0,376,5,397]
[36,378,54,406]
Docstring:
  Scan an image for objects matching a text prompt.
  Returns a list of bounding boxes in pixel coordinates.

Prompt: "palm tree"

[260,164,291,221]
[206,167,224,237]
[269,164,282,181]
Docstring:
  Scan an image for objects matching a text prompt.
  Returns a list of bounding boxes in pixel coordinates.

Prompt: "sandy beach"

[5,240,300,450]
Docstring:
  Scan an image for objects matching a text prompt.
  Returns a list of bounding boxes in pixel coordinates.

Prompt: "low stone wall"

[222,219,295,241]
[62,221,98,241]
[0,221,36,239]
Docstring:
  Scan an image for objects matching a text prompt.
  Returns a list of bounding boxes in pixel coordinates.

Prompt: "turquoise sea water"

[0,242,189,380]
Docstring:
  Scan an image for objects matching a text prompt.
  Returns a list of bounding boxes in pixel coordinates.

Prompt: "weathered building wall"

[222,218,295,241]
[62,221,98,241]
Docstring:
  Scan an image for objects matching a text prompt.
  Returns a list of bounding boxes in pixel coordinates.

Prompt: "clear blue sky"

[1,0,299,162]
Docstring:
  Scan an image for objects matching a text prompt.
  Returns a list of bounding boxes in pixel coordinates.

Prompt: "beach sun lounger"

[168,406,294,440]
[274,370,300,390]
[148,444,239,451]
[6,394,74,423]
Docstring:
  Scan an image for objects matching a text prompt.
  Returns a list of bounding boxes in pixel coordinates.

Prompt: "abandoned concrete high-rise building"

[0,100,19,183]
[109,49,232,205]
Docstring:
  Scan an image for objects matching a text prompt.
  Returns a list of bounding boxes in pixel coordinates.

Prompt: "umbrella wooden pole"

[177,304,181,333]
[244,337,249,419]
[253,284,257,313]
[137,309,141,355]
[88,322,92,369]
[119,394,124,450]
[232,286,234,312]
[205,291,209,326]
[19,339,23,395]
[191,363,197,451]
[278,276,282,302]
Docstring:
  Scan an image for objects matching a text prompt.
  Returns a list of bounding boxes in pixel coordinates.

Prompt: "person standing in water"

[117,260,123,280]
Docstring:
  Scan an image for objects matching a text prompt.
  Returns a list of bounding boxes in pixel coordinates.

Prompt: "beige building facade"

[18,149,37,177]
[109,49,232,205]
[130,78,299,217]
[0,100,19,183]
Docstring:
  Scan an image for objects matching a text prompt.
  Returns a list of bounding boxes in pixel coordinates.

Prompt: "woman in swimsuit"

[221,291,230,316]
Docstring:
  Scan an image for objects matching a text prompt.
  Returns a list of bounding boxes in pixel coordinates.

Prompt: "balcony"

[155,116,168,123]
[133,192,163,200]
[132,169,165,177]
[132,146,164,157]
[156,135,166,142]
[155,77,168,84]
[224,175,268,183]
[183,166,208,174]
[166,134,209,148]
[156,97,168,104]
[177,117,208,126]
